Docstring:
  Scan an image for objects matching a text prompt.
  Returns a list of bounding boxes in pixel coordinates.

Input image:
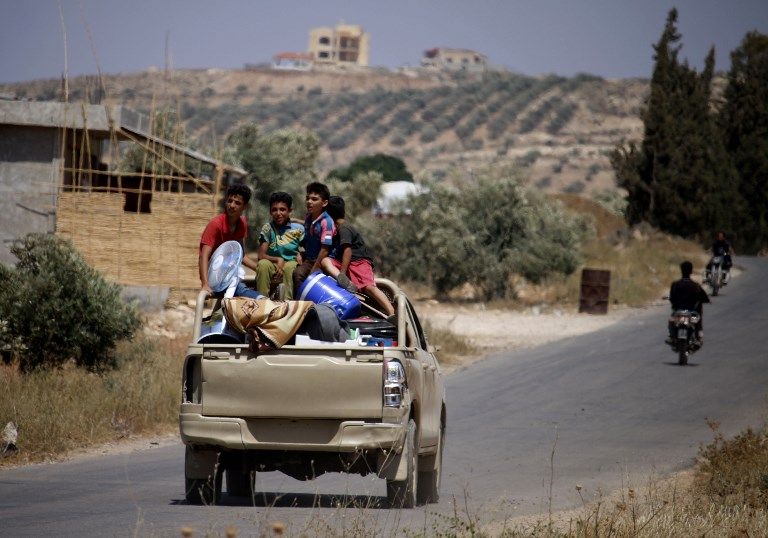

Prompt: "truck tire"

[226,467,252,497]
[185,447,222,505]
[386,419,418,508]
[417,425,443,504]
[185,472,221,505]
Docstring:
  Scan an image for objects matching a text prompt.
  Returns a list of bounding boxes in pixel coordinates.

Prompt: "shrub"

[564,180,586,194]
[360,172,588,299]
[420,124,438,143]
[1,234,141,372]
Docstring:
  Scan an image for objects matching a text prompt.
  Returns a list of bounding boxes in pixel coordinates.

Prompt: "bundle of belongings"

[222,298,352,352]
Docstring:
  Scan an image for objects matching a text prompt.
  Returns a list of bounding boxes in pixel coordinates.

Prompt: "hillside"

[1,68,648,194]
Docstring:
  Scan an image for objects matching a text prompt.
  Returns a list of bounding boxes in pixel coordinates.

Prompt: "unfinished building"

[308,23,370,68]
[0,99,245,301]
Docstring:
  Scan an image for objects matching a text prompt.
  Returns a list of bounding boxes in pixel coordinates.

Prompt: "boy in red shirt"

[198,184,262,298]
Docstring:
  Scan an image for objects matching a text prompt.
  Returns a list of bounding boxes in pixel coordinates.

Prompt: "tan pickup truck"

[179,278,446,508]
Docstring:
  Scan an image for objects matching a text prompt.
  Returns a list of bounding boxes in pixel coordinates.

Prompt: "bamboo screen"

[56,190,211,289]
[52,107,224,298]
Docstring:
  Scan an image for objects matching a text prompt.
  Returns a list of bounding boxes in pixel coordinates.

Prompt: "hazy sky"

[1,0,766,84]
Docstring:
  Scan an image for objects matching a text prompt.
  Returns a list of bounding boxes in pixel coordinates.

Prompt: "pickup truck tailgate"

[201,352,384,419]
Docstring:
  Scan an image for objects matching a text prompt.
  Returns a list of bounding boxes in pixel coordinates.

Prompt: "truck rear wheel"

[417,425,443,504]
[387,419,418,508]
[184,447,222,505]
[185,473,221,505]
[226,467,252,497]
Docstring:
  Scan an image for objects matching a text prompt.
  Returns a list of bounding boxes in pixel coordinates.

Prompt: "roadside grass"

[0,334,187,465]
[510,196,708,309]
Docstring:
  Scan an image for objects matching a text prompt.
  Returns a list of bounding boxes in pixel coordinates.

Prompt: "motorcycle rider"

[705,231,734,284]
[667,260,710,346]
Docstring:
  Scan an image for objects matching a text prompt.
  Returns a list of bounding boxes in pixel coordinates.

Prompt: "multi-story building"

[308,24,369,67]
[421,48,487,72]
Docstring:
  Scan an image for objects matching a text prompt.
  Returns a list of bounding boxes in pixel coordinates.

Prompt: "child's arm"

[312,245,330,273]
[257,241,285,275]
[198,244,214,295]
[338,245,353,276]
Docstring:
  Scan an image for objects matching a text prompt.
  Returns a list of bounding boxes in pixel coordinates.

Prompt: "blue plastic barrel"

[297,273,361,320]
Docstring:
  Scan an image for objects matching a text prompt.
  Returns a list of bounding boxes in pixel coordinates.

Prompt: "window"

[318,51,329,59]
[123,191,152,213]
[319,36,330,45]
[406,301,428,350]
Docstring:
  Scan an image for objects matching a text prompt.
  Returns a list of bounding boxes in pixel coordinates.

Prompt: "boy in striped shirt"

[292,182,336,292]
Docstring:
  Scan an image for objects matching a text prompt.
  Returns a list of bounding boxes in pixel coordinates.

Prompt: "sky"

[1,0,766,84]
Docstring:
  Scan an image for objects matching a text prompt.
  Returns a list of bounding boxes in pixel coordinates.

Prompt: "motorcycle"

[669,309,701,365]
[705,255,725,296]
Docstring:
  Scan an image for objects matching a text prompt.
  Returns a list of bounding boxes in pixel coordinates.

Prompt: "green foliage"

[720,31,768,253]
[227,123,319,207]
[359,172,588,299]
[327,153,413,183]
[326,171,384,219]
[0,234,141,372]
[613,9,742,240]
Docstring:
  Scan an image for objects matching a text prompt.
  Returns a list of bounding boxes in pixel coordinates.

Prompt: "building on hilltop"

[0,99,245,304]
[421,48,487,72]
[308,23,369,68]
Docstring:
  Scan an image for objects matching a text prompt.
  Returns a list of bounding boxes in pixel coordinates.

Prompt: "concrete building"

[308,24,369,68]
[421,48,488,72]
[0,99,245,300]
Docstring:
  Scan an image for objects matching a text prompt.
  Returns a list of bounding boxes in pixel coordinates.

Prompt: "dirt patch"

[415,300,637,373]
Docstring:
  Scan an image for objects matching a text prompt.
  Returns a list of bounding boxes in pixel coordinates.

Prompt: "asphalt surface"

[1,257,767,536]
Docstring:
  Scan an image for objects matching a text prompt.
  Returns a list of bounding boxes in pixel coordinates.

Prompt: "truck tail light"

[383,360,406,408]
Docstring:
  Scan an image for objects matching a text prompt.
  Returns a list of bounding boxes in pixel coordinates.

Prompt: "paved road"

[1,258,767,536]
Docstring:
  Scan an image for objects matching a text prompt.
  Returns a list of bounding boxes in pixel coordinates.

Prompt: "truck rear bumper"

[180,412,406,452]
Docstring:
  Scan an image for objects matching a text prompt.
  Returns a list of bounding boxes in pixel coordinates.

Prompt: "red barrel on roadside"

[579,268,611,314]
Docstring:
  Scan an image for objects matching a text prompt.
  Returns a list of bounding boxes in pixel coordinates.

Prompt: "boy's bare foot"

[336,274,358,293]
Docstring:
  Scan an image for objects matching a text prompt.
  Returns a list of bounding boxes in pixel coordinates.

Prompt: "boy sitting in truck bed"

[255,191,305,299]
[292,182,336,293]
[321,195,395,317]
[198,183,262,299]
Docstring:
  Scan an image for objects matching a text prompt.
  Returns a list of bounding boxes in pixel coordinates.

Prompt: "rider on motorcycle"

[705,231,734,284]
[667,260,710,345]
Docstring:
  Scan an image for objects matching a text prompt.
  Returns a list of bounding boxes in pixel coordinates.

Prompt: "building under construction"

[0,99,246,302]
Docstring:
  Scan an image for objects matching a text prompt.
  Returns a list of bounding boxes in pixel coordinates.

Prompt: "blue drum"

[297,273,361,320]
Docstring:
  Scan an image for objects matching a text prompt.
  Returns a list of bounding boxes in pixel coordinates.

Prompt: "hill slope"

[1,68,647,194]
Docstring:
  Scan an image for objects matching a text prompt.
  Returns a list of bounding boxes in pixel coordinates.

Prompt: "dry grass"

[0,334,187,465]
[423,320,478,369]
[514,195,709,309]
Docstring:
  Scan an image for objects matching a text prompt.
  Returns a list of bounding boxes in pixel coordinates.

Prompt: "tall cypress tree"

[613,9,739,239]
[720,31,768,253]
[614,9,682,227]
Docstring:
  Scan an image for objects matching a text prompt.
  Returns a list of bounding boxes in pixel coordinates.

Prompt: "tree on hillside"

[720,31,768,253]
[227,123,319,207]
[326,171,384,219]
[326,153,413,183]
[612,9,741,239]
